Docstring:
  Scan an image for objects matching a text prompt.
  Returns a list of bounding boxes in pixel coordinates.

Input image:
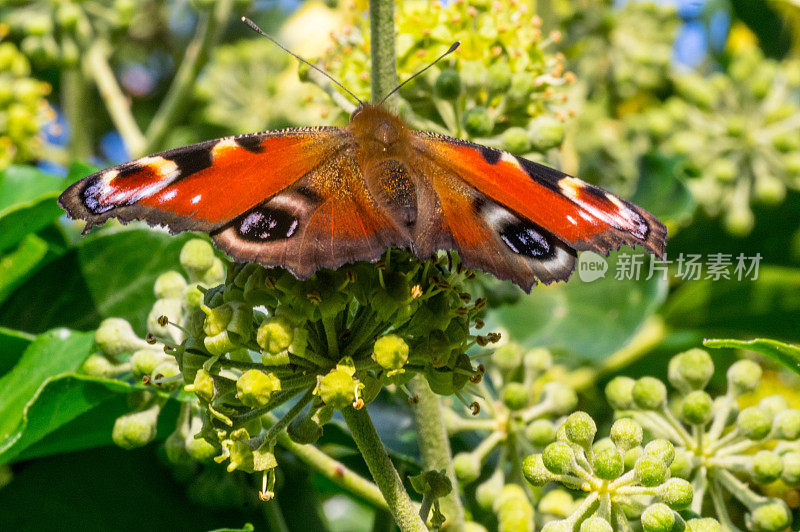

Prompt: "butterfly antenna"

[379,41,460,105]
[241,17,363,106]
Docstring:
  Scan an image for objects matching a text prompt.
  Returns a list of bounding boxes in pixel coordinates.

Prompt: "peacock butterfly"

[58,19,666,293]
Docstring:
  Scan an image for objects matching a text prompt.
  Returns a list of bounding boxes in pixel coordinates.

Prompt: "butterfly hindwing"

[58,127,347,234]
[211,151,409,278]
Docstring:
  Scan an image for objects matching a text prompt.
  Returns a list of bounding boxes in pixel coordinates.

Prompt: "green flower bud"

[542,382,578,415]
[724,205,754,237]
[537,489,575,518]
[453,452,481,483]
[434,68,461,99]
[475,470,504,510]
[685,518,723,532]
[624,446,642,470]
[747,500,791,532]
[754,175,786,205]
[486,62,512,93]
[315,363,362,410]
[95,318,147,355]
[606,376,636,410]
[528,116,565,151]
[592,442,624,480]
[495,484,534,532]
[632,377,667,410]
[203,304,233,336]
[372,334,409,371]
[236,370,281,408]
[759,395,789,417]
[204,331,237,355]
[524,348,552,372]
[610,418,643,451]
[154,271,188,299]
[541,521,570,532]
[203,258,226,286]
[288,409,324,445]
[727,359,762,394]
[641,503,675,532]
[522,453,555,486]
[670,448,694,479]
[737,406,772,440]
[774,409,800,440]
[580,517,612,532]
[751,450,783,484]
[668,348,714,392]
[147,298,182,337]
[463,106,493,137]
[152,359,180,380]
[564,411,597,447]
[131,349,162,376]
[112,404,160,449]
[501,127,531,154]
[81,354,113,377]
[660,477,693,510]
[180,239,216,280]
[543,442,575,475]
[186,434,218,462]
[464,524,488,532]
[164,428,189,464]
[189,368,215,403]
[780,451,800,486]
[644,439,675,466]
[708,159,737,183]
[525,419,556,447]
[635,454,669,487]
[681,390,714,425]
[502,382,529,410]
[256,318,293,354]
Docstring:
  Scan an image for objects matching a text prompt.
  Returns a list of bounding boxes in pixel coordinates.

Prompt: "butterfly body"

[59,103,666,292]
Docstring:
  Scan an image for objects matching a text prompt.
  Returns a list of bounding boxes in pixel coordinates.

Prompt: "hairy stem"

[272,417,388,510]
[341,406,426,531]
[408,376,466,531]
[369,0,397,103]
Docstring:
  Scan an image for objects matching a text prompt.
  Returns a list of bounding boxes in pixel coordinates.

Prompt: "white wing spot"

[162,189,177,201]
[191,194,202,204]
[567,215,577,225]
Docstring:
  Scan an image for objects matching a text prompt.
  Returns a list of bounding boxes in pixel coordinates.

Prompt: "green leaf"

[662,266,800,341]
[208,524,255,532]
[0,166,67,252]
[704,338,800,376]
[0,327,34,377]
[485,250,668,360]
[630,153,695,225]
[0,227,195,334]
[0,234,49,304]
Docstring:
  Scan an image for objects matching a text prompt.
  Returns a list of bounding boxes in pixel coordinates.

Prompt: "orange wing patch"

[59,128,347,233]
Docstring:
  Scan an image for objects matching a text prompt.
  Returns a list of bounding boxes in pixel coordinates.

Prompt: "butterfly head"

[349,104,409,157]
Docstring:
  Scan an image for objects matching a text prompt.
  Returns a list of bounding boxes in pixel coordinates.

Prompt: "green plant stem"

[341,406,426,531]
[407,376,466,531]
[262,500,290,532]
[369,0,397,103]
[273,421,388,510]
[61,68,93,160]
[142,0,232,155]
[83,43,146,155]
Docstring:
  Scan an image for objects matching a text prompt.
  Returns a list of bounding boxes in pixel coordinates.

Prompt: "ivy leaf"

[485,250,668,360]
[0,234,49,304]
[0,326,34,377]
[0,329,149,464]
[704,338,800,376]
[0,166,67,253]
[0,228,195,335]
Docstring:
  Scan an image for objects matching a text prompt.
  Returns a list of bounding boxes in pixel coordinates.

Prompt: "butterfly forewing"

[59,127,347,234]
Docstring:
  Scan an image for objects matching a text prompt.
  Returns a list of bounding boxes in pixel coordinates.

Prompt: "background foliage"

[0,0,799,530]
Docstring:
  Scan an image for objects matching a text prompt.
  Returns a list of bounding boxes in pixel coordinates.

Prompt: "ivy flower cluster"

[522,412,720,531]
[628,47,800,235]
[313,0,574,159]
[442,343,577,528]
[0,24,51,169]
[607,348,798,531]
[83,238,493,500]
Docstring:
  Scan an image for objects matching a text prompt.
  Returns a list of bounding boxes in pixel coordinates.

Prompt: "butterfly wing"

[59,127,409,278]
[409,131,667,291]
